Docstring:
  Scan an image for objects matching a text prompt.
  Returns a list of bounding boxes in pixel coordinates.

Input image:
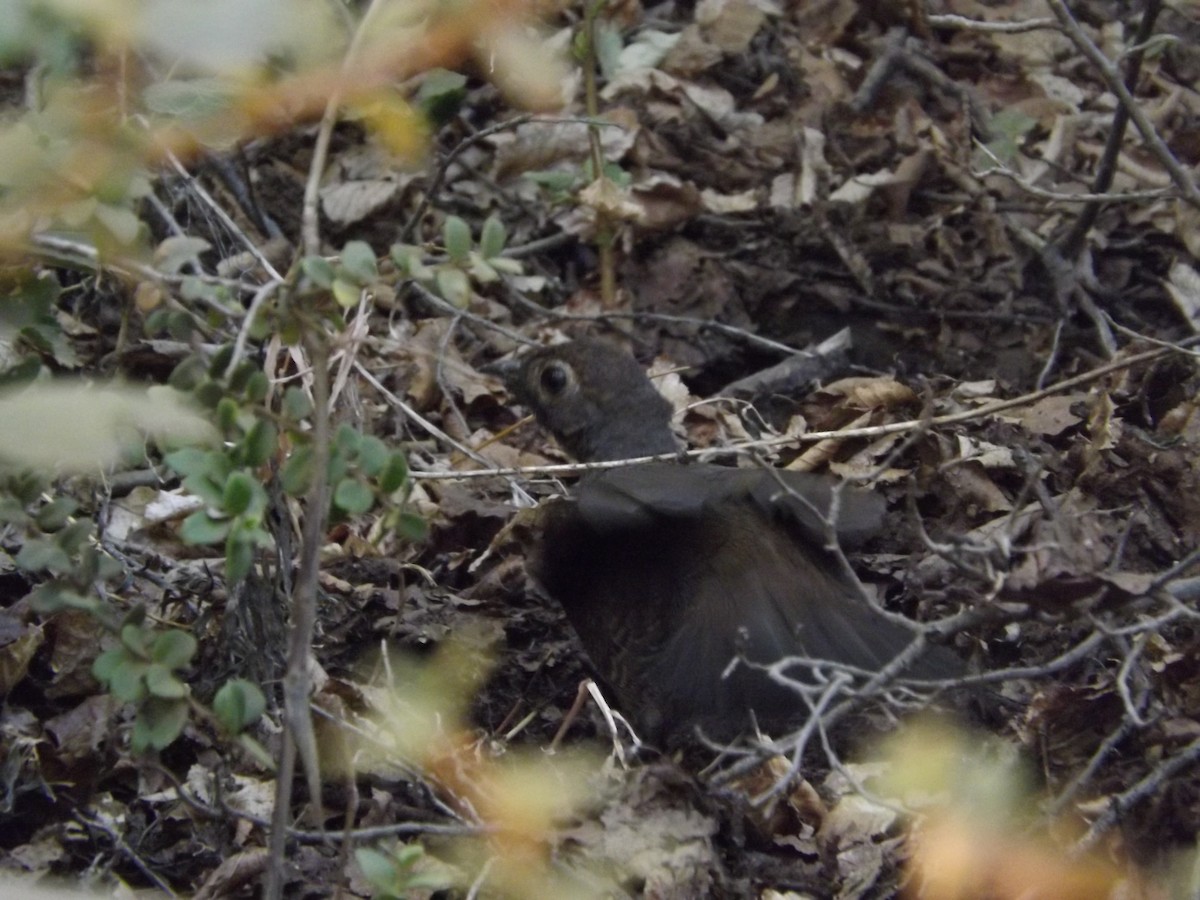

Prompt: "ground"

[1,0,1199,898]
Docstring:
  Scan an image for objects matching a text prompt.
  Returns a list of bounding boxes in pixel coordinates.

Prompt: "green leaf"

[335,424,361,456]
[280,445,315,495]
[97,552,125,581]
[340,240,378,285]
[225,529,254,583]
[244,370,269,404]
[107,655,149,704]
[216,397,239,432]
[208,344,235,379]
[243,419,277,468]
[357,435,388,476]
[222,471,256,516]
[151,629,197,669]
[332,277,361,309]
[334,478,374,516]
[168,355,208,392]
[0,497,28,525]
[415,68,467,125]
[92,647,124,684]
[237,733,277,771]
[181,473,225,508]
[479,214,507,259]
[35,497,77,531]
[378,452,409,493]
[28,583,98,614]
[468,255,499,284]
[227,360,257,395]
[15,537,71,574]
[131,697,190,752]
[301,255,335,288]
[193,379,224,408]
[120,623,149,656]
[213,678,266,733]
[145,663,188,699]
[283,386,313,421]
[166,446,227,479]
[154,235,212,275]
[395,511,428,542]
[327,449,349,485]
[390,244,432,280]
[56,519,94,556]
[356,847,401,894]
[167,310,197,341]
[435,267,471,308]
[489,257,524,275]
[180,509,230,545]
[94,203,143,246]
[594,20,624,78]
[443,215,471,264]
[522,170,577,193]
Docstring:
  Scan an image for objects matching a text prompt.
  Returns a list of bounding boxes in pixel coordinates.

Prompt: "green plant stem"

[581,0,615,307]
[265,327,333,900]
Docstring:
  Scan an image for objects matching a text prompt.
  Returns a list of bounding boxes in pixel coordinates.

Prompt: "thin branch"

[408,338,1198,482]
[1045,0,1200,209]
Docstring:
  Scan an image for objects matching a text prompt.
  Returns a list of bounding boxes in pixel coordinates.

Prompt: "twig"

[1070,735,1200,854]
[265,327,335,900]
[301,0,390,255]
[927,13,1059,33]
[1045,0,1200,210]
[1057,0,1165,259]
[400,114,533,242]
[408,337,1199,482]
[158,140,287,282]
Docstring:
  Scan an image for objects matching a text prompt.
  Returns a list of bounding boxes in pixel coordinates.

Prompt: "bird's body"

[504,339,957,743]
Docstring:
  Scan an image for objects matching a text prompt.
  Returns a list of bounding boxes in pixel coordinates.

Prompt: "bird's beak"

[479,356,521,393]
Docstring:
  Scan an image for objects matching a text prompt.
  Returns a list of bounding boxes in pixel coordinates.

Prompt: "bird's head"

[499,339,679,462]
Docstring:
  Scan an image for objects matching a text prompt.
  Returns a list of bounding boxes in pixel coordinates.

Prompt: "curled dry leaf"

[815,376,919,413]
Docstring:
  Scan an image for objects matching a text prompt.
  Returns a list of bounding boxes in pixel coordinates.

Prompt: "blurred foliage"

[0,0,568,891]
[353,634,613,897]
[878,719,1145,900]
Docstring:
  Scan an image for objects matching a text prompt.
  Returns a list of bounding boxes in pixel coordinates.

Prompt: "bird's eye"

[539,362,571,396]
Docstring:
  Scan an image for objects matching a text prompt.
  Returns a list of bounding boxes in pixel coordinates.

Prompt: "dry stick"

[502,282,808,354]
[927,13,1059,33]
[1057,0,1164,260]
[1045,0,1200,210]
[30,233,255,308]
[409,337,1200,482]
[1071,734,1200,855]
[158,140,287,282]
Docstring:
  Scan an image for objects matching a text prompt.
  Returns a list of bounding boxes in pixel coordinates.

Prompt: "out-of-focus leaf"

[443,215,471,263]
[340,240,378,285]
[213,678,266,733]
[479,214,507,259]
[334,478,374,516]
[150,629,197,669]
[435,267,471,308]
[0,382,215,473]
[131,697,189,752]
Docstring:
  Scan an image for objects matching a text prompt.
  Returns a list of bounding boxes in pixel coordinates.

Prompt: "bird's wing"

[577,464,885,546]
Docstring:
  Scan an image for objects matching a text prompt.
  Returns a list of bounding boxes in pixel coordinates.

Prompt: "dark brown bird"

[504,338,958,743]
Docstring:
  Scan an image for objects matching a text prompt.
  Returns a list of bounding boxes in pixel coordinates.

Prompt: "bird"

[500,338,959,744]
